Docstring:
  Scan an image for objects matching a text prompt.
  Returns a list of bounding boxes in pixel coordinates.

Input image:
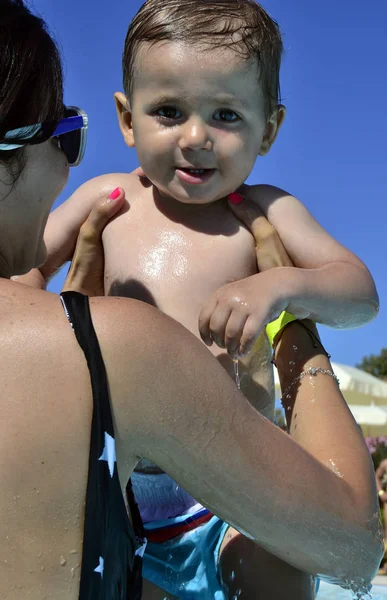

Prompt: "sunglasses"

[0,106,88,167]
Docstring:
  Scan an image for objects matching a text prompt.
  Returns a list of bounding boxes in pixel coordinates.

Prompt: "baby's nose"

[178,119,213,152]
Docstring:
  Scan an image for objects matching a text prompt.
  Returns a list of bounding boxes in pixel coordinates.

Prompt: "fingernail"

[228,192,244,205]
[109,187,121,200]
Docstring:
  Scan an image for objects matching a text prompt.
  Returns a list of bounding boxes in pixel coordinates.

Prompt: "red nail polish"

[228,192,244,205]
[109,187,121,200]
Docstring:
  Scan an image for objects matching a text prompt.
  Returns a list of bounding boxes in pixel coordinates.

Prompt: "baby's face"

[126,41,272,204]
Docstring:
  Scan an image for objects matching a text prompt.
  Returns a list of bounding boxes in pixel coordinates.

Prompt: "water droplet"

[60,556,67,566]
[230,570,236,581]
[328,458,343,478]
[292,345,298,351]
[69,549,78,555]
[71,563,80,579]
[341,577,372,599]
[233,359,241,390]
[288,361,295,366]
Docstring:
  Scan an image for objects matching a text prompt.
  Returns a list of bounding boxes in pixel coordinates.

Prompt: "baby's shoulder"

[82,171,149,197]
[239,183,290,205]
[238,184,303,219]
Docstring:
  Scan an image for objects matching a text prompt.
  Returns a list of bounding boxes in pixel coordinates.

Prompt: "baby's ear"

[114,92,135,148]
[259,105,286,156]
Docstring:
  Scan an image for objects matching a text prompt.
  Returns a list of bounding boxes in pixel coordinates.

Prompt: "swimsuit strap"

[60,291,145,599]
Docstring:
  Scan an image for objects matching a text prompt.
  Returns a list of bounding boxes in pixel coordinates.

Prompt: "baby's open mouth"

[175,167,216,184]
[179,168,207,175]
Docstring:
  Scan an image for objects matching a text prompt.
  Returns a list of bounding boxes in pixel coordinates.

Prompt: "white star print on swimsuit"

[94,557,104,578]
[99,432,116,478]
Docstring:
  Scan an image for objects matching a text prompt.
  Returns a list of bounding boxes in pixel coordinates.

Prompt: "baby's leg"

[218,526,316,599]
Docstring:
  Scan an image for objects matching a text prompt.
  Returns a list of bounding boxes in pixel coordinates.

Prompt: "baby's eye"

[154,106,182,120]
[213,109,240,123]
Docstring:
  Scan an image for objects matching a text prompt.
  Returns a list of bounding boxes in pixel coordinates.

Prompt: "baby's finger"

[208,305,233,349]
[224,311,249,358]
[239,316,260,358]
[198,296,219,345]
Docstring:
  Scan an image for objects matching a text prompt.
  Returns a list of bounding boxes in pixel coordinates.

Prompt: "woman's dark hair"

[0,0,63,178]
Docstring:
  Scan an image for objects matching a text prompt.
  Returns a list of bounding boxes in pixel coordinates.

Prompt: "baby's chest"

[103,209,257,315]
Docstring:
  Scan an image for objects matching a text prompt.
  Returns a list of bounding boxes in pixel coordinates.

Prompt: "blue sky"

[32,0,387,367]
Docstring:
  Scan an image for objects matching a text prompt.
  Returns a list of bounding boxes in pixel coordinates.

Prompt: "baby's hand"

[198,271,287,358]
[198,191,295,358]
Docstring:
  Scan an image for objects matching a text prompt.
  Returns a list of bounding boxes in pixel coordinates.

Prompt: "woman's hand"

[227,191,294,271]
[62,187,125,296]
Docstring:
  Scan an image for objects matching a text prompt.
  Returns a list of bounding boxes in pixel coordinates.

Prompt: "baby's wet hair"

[123,0,283,119]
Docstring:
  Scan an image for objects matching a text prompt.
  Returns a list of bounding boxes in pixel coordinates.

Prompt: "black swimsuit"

[60,291,146,600]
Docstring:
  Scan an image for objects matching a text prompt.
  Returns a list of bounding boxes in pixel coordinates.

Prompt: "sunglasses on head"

[0,106,88,167]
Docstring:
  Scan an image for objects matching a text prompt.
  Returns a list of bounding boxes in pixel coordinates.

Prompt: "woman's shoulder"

[0,282,164,362]
[0,283,156,458]
[0,280,166,357]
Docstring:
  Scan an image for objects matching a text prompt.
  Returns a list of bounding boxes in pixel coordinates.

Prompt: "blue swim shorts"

[142,508,320,599]
[143,508,229,599]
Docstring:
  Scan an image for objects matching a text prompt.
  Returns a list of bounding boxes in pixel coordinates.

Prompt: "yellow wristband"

[266,311,297,348]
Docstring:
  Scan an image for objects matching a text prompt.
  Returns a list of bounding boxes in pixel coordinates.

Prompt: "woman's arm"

[100,296,382,588]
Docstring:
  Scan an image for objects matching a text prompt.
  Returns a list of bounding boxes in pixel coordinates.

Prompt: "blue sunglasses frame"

[0,106,88,167]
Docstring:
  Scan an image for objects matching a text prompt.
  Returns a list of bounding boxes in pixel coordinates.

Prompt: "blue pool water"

[318,582,387,599]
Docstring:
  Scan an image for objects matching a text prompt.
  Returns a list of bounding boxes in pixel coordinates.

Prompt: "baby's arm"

[243,184,378,328]
[15,174,130,288]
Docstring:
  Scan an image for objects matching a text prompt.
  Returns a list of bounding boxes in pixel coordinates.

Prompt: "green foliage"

[275,408,286,429]
[356,348,387,380]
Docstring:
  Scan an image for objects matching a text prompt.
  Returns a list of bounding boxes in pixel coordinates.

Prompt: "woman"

[0,1,382,599]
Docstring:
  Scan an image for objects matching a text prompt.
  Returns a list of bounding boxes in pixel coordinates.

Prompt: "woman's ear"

[259,104,286,156]
[114,92,135,148]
